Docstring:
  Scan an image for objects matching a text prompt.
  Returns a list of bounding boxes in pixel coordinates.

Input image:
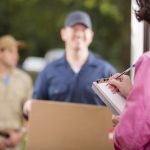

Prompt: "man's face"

[0,45,19,68]
[61,24,94,51]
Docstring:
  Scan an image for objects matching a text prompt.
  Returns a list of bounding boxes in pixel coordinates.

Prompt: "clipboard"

[92,82,126,115]
[27,101,114,150]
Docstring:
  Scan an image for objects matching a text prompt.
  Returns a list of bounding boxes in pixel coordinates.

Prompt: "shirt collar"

[86,51,101,67]
[55,51,100,67]
[54,54,67,66]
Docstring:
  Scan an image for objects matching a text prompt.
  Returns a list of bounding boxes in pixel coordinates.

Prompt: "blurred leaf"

[99,1,122,22]
[0,0,131,70]
[83,0,96,9]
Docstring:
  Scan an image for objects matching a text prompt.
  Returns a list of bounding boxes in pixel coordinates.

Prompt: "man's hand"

[23,99,32,117]
[5,131,23,148]
[0,137,7,150]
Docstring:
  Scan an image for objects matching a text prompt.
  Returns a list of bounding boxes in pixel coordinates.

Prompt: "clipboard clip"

[96,78,109,83]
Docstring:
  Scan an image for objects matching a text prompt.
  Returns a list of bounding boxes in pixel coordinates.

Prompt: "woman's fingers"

[112,115,120,127]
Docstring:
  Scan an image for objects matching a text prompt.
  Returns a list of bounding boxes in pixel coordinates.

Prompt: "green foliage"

[0,0,131,71]
[99,1,122,22]
[84,0,97,9]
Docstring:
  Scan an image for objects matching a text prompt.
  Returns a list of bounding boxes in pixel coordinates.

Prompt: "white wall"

[131,0,144,78]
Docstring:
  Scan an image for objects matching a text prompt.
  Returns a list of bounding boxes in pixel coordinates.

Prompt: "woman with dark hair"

[108,0,150,149]
[135,0,150,22]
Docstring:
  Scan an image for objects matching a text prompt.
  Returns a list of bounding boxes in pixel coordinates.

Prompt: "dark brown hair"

[135,0,150,23]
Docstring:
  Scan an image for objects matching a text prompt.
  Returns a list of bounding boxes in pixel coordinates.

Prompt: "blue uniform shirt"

[33,52,116,105]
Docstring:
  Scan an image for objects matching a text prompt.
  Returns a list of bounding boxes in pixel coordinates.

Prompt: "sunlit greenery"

[0,0,131,71]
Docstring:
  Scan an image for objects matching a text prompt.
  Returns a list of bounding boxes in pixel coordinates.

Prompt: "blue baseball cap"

[64,11,92,29]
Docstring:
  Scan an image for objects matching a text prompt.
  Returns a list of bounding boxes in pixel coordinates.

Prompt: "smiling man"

[24,10,116,114]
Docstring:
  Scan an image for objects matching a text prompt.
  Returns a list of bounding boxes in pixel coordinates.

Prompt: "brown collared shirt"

[0,68,32,130]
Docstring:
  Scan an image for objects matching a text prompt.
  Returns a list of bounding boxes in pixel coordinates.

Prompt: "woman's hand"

[108,74,132,98]
[112,115,120,127]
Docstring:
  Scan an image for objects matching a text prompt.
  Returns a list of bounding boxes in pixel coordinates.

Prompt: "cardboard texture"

[27,101,114,150]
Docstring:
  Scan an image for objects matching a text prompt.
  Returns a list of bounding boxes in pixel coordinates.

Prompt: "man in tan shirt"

[0,35,32,150]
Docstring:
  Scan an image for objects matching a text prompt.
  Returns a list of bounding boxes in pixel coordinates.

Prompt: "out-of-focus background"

[0,0,131,79]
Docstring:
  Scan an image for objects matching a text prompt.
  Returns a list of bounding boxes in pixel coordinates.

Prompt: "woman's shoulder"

[136,51,150,67]
[142,51,150,58]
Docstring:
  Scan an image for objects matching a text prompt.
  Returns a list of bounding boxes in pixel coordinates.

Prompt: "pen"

[115,64,135,79]
[96,64,135,83]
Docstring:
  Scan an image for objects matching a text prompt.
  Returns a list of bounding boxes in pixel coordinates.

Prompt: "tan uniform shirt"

[0,68,32,130]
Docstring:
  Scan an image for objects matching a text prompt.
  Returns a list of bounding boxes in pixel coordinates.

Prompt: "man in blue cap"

[24,10,116,114]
